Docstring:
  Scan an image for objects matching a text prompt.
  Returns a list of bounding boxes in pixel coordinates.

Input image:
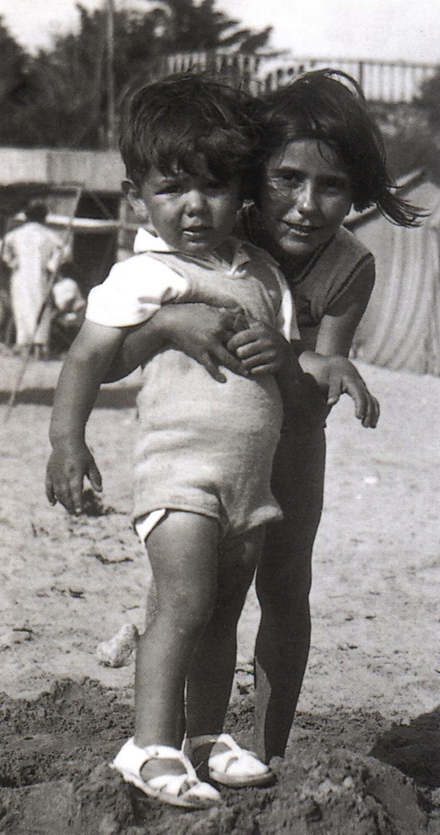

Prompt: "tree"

[0,17,33,145]
[383,71,440,181]
[3,0,272,149]
[416,69,440,132]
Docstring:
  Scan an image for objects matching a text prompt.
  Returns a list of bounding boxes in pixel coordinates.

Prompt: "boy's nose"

[185,189,206,214]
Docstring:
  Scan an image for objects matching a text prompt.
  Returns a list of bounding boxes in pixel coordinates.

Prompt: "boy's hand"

[45,439,102,515]
[310,354,380,428]
[227,322,290,376]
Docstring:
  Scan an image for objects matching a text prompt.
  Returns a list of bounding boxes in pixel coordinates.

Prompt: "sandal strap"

[141,744,198,781]
[112,738,221,806]
[115,739,198,781]
[208,734,255,771]
[148,772,197,798]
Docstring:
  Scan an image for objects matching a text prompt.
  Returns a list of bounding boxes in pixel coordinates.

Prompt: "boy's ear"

[122,179,150,223]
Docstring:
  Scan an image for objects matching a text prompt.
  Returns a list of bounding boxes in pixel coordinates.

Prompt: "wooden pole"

[106,0,116,148]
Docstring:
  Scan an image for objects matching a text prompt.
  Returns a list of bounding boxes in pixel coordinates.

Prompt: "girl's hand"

[160,303,249,382]
[45,439,102,515]
[106,304,248,383]
[227,322,290,376]
[325,356,380,428]
[299,352,380,428]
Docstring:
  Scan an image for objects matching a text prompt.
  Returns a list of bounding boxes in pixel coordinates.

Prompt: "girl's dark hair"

[119,72,260,198]
[258,69,422,226]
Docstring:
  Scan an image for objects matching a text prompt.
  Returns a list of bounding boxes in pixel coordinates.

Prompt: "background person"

[1,200,64,358]
[50,262,86,354]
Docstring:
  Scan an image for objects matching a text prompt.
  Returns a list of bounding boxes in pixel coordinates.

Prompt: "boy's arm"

[46,320,125,515]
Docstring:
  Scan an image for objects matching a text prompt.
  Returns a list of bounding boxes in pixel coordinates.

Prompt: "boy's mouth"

[182,227,211,240]
[183,225,210,232]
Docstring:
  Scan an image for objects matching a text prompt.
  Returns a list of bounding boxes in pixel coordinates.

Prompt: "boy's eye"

[158,183,182,195]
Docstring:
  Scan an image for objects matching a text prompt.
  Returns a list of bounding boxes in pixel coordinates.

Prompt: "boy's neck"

[177,239,236,268]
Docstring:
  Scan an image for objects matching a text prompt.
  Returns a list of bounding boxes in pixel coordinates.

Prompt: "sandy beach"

[0,350,439,834]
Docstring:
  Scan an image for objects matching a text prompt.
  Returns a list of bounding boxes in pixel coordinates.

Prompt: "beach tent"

[349,174,440,375]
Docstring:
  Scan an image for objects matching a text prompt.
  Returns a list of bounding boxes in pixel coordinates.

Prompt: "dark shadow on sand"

[370,705,440,787]
[0,387,138,409]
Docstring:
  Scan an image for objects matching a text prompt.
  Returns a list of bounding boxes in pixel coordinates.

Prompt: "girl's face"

[259,139,352,263]
[134,157,242,257]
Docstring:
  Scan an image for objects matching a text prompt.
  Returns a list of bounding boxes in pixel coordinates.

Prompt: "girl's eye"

[321,179,349,194]
[269,173,301,190]
[205,180,225,191]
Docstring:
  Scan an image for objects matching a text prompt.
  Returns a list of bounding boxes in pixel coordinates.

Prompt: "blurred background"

[0,0,440,371]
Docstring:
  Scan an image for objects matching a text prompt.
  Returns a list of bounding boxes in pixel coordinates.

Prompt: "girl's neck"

[264,236,312,283]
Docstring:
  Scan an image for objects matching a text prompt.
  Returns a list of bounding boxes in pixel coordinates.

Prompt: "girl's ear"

[122,179,150,223]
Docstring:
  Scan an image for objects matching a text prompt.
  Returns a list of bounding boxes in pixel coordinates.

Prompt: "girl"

[111,70,420,765]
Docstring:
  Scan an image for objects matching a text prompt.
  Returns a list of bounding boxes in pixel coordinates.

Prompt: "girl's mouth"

[283,221,321,236]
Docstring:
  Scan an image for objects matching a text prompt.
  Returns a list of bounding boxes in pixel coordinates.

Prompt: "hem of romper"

[134,501,282,543]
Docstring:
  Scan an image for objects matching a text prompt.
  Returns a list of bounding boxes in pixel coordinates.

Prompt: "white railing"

[161,51,439,103]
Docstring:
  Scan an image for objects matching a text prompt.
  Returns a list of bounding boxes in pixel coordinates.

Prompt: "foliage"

[0,17,33,145]
[370,102,439,181]
[0,0,272,149]
[416,69,440,132]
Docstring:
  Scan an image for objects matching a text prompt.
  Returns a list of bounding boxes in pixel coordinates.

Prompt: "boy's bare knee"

[160,586,216,634]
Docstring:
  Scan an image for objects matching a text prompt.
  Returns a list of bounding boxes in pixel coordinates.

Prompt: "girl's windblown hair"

[119,72,260,198]
[258,69,423,226]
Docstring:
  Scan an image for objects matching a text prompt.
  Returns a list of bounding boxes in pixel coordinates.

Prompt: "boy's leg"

[134,511,219,777]
[185,525,265,738]
[254,428,326,762]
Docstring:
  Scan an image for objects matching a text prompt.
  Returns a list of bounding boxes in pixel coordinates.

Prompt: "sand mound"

[1,354,439,832]
[0,678,439,835]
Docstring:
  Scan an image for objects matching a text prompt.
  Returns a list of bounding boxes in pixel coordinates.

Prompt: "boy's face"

[131,158,242,256]
[259,139,352,263]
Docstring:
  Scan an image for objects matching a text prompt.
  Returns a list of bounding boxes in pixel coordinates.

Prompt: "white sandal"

[111,738,222,808]
[184,733,273,787]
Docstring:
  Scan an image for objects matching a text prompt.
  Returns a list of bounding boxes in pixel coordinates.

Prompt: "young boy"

[46,74,302,808]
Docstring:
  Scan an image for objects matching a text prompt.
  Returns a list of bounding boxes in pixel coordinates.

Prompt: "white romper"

[86,229,299,540]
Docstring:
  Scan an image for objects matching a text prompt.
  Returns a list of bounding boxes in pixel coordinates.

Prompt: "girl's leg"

[135,511,219,778]
[185,525,265,738]
[254,428,326,762]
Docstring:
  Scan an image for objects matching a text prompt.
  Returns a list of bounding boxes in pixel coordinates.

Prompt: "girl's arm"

[228,260,379,427]
[105,303,248,384]
[46,320,125,515]
[313,259,375,358]
[298,260,379,427]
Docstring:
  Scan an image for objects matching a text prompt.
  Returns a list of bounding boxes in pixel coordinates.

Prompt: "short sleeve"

[85,254,191,328]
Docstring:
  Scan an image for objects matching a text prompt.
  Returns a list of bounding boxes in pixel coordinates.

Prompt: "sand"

[0,349,439,834]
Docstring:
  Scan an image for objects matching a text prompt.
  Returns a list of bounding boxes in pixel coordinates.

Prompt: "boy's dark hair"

[119,73,260,198]
[258,69,422,226]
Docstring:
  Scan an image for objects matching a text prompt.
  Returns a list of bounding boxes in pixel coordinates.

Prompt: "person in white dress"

[1,201,64,358]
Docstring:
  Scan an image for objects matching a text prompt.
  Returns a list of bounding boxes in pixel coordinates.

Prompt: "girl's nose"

[296,182,317,212]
